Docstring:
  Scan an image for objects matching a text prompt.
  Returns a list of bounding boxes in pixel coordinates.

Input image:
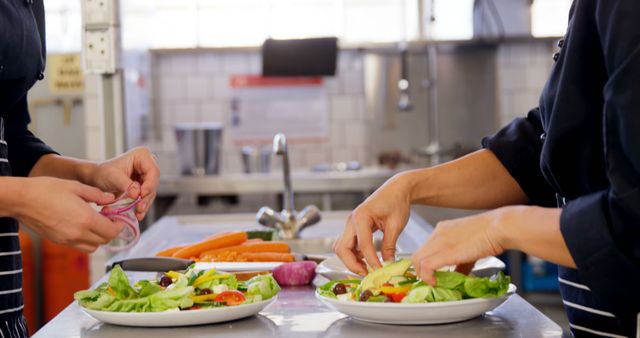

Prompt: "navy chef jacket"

[0,0,57,176]
[483,0,640,336]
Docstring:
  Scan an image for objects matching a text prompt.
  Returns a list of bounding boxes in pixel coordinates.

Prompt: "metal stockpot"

[174,122,223,176]
[241,146,271,174]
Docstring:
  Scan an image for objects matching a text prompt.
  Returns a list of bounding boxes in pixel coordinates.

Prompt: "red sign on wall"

[229,75,323,88]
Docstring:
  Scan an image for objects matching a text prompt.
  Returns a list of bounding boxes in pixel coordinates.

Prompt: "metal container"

[241,146,271,173]
[174,122,223,176]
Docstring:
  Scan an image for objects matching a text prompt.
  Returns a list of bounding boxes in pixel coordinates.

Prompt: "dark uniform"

[483,0,640,336]
[0,0,58,336]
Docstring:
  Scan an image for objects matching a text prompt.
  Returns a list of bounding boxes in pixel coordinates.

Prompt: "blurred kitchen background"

[21,0,572,334]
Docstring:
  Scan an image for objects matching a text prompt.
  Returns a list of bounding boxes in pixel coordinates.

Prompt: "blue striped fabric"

[0,121,27,337]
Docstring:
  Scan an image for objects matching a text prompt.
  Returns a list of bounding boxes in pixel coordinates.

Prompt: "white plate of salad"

[316,255,506,281]
[75,265,280,327]
[316,259,515,325]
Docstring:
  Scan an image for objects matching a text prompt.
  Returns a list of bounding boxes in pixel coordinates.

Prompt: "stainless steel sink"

[284,237,382,255]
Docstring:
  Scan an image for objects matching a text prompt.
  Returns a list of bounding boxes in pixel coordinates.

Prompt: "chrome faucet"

[256,133,321,239]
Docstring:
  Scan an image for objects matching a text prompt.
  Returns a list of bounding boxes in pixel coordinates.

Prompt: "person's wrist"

[1,177,31,218]
[490,206,524,251]
[75,161,99,186]
[400,169,433,204]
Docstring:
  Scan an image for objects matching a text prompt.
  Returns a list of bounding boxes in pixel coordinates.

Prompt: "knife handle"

[110,257,195,272]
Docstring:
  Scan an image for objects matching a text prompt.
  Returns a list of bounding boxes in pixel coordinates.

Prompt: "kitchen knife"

[109,257,287,273]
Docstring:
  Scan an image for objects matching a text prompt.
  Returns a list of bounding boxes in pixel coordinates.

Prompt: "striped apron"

[556,195,638,338]
[0,118,29,337]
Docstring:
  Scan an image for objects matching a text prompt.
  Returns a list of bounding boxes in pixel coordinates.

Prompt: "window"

[428,0,474,40]
[44,0,82,52]
[531,0,573,38]
[120,0,421,49]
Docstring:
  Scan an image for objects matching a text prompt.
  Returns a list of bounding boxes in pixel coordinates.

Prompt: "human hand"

[333,174,413,275]
[411,209,505,285]
[16,177,124,253]
[88,147,160,220]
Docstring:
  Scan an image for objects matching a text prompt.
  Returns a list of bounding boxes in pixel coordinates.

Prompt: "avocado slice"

[356,259,412,295]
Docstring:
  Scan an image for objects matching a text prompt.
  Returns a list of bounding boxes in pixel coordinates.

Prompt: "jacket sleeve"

[560,0,640,317]
[4,95,58,177]
[481,108,557,207]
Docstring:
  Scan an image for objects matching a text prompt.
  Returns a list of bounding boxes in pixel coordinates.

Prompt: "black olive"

[159,275,173,287]
[359,290,373,302]
[199,288,213,295]
[332,283,347,295]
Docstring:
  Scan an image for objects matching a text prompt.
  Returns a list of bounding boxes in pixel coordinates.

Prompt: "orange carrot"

[199,241,290,258]
[172,231,248,259]
[239,252,295,262]
[155,245,186,257]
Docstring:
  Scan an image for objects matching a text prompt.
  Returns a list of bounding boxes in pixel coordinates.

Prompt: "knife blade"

[109,257,286,272]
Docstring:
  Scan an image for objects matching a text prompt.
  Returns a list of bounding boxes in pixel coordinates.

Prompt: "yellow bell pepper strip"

[192,268,217,286]
[190,293,219,303]
[379,284,412,295]
[193,274,232,288]
[165,270,182,280]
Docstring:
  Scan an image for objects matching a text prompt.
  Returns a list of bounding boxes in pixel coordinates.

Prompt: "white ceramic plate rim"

[316,283,516,308]
[81,296,276,318]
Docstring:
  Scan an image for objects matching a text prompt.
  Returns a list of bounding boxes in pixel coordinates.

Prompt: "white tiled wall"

[146,50,372,175]
[129,41,555,176]
[495,41,556,125]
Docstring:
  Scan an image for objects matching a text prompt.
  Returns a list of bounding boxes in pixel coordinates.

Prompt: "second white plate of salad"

[316,259,515,325]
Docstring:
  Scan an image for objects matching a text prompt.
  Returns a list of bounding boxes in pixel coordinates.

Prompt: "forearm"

[497,206,576,268]
[401,149,528,209]
[29,154,97,185]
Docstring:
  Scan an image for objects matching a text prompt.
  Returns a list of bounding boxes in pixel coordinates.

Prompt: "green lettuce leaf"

[430,287,463,302]
[197,274,238,291]
[401,285,462,303]
[136,280,162,297]
[245,274,280,302]
[434,271,467,291]
[108,265,137,299]
[464,272,511,298]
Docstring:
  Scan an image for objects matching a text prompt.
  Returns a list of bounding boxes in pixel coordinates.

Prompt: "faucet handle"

[257,207,286,229]
[295,205,322,233]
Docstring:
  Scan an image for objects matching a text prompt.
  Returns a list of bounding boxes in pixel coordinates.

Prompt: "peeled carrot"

[172,231,248,259]
[199,241,290,258]
[239,252,295,262]
[155,245,186,257]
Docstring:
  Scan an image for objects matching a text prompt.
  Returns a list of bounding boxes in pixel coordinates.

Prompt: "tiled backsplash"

[495,41,555,125]
[146,50,372,175]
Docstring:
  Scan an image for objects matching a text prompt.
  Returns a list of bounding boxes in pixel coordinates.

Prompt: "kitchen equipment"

[316,284,516,325]
[262,37,338,76]
[311,161,361,172]
[110,257,286,272]
[174,122,223,176]
[241,146,271,174]
[397,46,413,111]
[256,133,322,239]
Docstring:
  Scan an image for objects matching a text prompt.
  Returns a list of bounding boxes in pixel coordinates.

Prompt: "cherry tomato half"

[214,290,246,306]
[387,292,407,303]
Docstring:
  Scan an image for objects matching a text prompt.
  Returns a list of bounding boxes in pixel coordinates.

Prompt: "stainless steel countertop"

[34,278,564,338]
[34,212,565,337]
[157,167,401,195]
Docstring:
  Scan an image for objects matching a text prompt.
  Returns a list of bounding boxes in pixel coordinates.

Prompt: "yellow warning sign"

[48,53,84,94]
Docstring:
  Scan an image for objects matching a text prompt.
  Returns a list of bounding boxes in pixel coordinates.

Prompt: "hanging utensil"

[397,46,413,111]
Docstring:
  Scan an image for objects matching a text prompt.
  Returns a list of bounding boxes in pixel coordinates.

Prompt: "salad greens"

[75,265,280,312]
[317,258,511,304]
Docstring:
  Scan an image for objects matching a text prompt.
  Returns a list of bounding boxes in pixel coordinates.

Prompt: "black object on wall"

[262,37,338,76]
